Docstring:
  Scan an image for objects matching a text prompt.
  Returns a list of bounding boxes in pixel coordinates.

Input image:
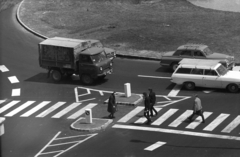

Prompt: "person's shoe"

[202,120,205,123]
[187,117,192,122]
[108,115,112,118]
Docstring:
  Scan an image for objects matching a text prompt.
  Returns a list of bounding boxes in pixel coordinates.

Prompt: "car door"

[202,69,222,88]
[189,68,204,86]
[179,50,192,59]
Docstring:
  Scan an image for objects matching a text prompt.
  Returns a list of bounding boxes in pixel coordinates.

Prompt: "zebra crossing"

[0,100,97,119]
[117,106,240,134]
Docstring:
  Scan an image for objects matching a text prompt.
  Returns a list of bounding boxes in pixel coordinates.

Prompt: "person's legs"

[152,106,158,115]
[144,111,151,123]
[199,110,205,123]
[150,105,154,116]
[188,112,196,121]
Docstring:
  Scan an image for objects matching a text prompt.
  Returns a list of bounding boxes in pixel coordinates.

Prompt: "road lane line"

[168,110,193,127]
[203,113,230,131]
[5,101,35,117]
[36,102,66,118]
[151,109,178,126]
[0,100,6,105]
[52,102,82,118]
[221,115,240,133]
[118,106,144,123]
[12,88,21,96]
[20,101,51,117]
[144,141,166,151]
[138,75,171,79]
[134,108,162,124]
[185,112,212,129]
[67,103,97,119]
[0,100,20,114]
[8,76,19,83]
[112,124,240,141]
[167,84,182,97]
[0,65,9,72]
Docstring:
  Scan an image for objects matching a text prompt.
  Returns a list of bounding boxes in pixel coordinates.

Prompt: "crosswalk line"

[203,113,230,131]
[134,108,162,124]
[36,102,66,118]
[151,109,178,126]
[168,110,193,127]
[20,101,51,117]
[67,103,98,119]
[221,115,240,133]
[0,100,6,104]
[5,101,35,117]
[118,106,144,123]
[0,100,20,114]
[52,102,82,118]
[185,112,212,129]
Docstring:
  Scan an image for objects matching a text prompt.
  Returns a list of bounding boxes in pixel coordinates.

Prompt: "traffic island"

[70,117,113,132]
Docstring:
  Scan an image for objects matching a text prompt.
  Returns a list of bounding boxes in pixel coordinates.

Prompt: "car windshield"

[216,65,228,76]
[203,47,213,56]
[91,51,107,63]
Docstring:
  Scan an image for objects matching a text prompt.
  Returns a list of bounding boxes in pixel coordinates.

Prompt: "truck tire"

[227,84,238,93]
[51,70,62,81]
[81,74,94,85]
[184,82,195,90]
[171,62,179,71]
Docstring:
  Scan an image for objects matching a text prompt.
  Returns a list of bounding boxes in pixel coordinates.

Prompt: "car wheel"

[51,70,62,81]
[81,74,94,85]
[227,84,239,93]
[98,75,106,80]
[171,63,179,71]
[184,82,195,90]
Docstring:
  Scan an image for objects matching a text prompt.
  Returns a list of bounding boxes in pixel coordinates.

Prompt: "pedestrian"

[148,88,158,117]
[187,94,205,123]
[143,92,151,124]
[107,91,117,118]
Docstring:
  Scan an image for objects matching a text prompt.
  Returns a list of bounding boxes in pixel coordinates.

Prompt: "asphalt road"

[0,5,240,157]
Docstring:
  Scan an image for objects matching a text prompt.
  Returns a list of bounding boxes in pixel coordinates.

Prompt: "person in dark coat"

[143,92,151,124]
[108,91,117,118]
[148,88,158,117]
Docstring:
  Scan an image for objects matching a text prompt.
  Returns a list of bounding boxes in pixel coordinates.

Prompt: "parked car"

[171,59,240,93]
[160,44,235,71]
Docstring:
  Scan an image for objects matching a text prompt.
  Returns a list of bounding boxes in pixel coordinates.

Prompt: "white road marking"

[5,101,35,117]
[20,101,51,117]
[203,113,230,131]
[221,115,240,133]
[185,112,212,129]
[78,98,96,103]
[0,65,9,72]
[112,124,240,141]
[155,96,190,108]
[168,110,193,127]
[138,75,171,79]
[151,109,178,126]
[0,100,20,114]
[99,91,104,96]
[52,102,82,118]
[8,76,19,83]
[134,108,162,124]
[167,84,182,97]
[12,88,21,96]
[144,141,166,151]
[118,106,144,123]
[0,100,6,105]
[36,102,66,118]
[67,103,97,119]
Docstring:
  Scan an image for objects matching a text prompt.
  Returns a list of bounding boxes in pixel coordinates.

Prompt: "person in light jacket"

[108,91,117,118]
[188,94,205,123]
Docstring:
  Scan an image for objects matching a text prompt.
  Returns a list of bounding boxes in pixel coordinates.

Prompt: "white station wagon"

[171,59,240,93]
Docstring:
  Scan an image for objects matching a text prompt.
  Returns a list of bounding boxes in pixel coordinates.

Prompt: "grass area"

[12,0,240,62]
[0,0,22,11]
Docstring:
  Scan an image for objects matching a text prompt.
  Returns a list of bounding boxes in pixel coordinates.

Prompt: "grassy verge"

[17,0,240,62]
[0,0,22,12]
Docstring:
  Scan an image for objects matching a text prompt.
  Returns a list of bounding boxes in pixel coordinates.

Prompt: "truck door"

[78,55,94,74]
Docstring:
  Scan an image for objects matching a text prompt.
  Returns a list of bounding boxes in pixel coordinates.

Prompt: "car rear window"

[191,69,204,75]
[175,68,192,74]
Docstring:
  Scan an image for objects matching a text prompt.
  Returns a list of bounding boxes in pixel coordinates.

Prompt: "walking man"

[148,88,158,117]
[107,91,117,118]
[188,94,205,123]
[143,92,151,124]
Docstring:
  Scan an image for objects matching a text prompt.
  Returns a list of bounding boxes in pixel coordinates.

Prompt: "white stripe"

[118,106,144,123]
[112,124,240,141]
[67,103,97,119]
[138,75,171,79]
[99,91,104,96]
[168,110,193,127]
[185,112,212,129]
[221,115,240,133]
[144,141,166,151]
[36,102,66,118]
[134,108,162,124]
[167,85,182,97]
[20,101,51,117]
[0,100,6,104]
[0,100,20,114]
[0,65,9,72]
[52,102,82,118]
[5,101,35,117]
[152,109,178,126]
[12,88,21,96]
[8,76,19,83]
[203,113,230,131]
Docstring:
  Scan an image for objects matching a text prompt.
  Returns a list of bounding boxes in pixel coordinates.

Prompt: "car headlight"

[110,62,113,67]
[99,67,103,71]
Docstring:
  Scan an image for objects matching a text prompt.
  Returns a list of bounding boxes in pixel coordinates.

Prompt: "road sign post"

[0,117,6,136]
[124,83,131,97]
[85,109,92,124]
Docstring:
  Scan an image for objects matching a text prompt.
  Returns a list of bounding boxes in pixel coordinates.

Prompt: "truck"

[39,37,113,85]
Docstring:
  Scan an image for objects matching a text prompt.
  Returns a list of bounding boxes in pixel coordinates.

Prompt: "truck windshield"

[91,51,107,63]
[216,65,228,76]
[91,41,103,48]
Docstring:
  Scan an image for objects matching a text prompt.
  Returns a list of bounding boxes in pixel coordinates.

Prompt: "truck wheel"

[171,62,179,71]
[51,70,62,81]
[227,84,238,93]
[184,82,195,90]
[81,74,93,85]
